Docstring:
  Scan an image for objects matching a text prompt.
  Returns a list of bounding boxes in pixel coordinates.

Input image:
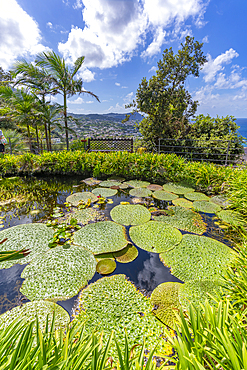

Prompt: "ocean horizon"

[236,118,247,140]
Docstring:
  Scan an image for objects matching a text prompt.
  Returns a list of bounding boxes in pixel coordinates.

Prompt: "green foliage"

[227,169,247,217]
[92,187,118,197]
[96,258,116,275]
[68,208,103,225]
[110,204,151,226]
[160,234,235,281]
[129,187,152,197]
[152,190,178,201]
[185,192,210,201]
[172,198,193,208]
[129,220,182,253]
[99,180,122,187]
[20,245,96,301]
[192,200,222,214]
[73,221,128,254]
[113,244,138,263]
[216,209,245,227]
[66,191,98,206]
[70,138,86,151]
[163,183,195,195]
[124,180,150,188]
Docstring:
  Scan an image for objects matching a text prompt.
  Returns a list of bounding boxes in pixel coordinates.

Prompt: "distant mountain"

[69,112,143,121]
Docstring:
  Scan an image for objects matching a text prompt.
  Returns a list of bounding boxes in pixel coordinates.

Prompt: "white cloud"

[124,92,134,103]
[0,0,48,69]
[202,35,209,43]
[121,86,128,89]
[78,67,95,82]
[46,22,53,29]
[148,66,156,73]
[202,48,239,83]
[214,70,247,90]
[115,82,121,86]
[68,97,84,104]
[58,0,208,68]
[86,100,94,104]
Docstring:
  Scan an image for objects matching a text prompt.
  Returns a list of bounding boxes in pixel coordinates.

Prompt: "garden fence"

[87,138,133,152]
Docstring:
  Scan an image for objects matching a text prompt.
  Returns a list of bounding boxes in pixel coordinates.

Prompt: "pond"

[0,175,235,321]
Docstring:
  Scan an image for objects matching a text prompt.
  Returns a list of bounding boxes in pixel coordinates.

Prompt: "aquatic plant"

[129,187,152,197]
[68,208,103,225]
[163,183,195,195]
[147,184,163,191]
[172,198,193,208]
[150,282,183,328]
[110,204,151,226]
[96,258,116,275]
[124,180,150,188]
[66,192,98,206]
[192,200,222,214]
[73,221,128,254]
[82,177,102,186]
[20,245,96,301]
[210,195,230,208]
[216,209,245,227]
[0,300,70,330]
[185,192,210,201]
[99,180,121,187]
[129,221,182,253]
[107,176,125,182]
[152,190,178,201]
[92,187,118,197]
[160,234,235,281]
[0,223,53,269]
[153,206,206,235]
[113,244,138,263]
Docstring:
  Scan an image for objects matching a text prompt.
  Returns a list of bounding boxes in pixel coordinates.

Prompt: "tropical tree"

[35,51,100,150]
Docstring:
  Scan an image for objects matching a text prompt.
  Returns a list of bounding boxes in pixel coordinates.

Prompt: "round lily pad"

[210,195,230,208]
[129,221,182,253]
[192,201,222,214]
[124,180,150,188]
[163,183,195,195]
[160,234,235,282]
[216,210,245,227]
[172,198,193,208]
[92,187,118,197]
[153,206,206,235]
[185,192,210,201]
[66,192,98,206]
[179,280,222,312]
[73,221,128,254]
[153,191,178,201]
[68,208,103,225]
[151,282,183,328]
[129,188,152,197]
[110,204,151,226]
[74,274,168,355]
[82,178,102,186]
[107,176,125,182]
[119,183,130,189]
[113,244,138,263]
[0,223,53,269]
[147,184,163,191]
[0,301,70,330]
[99,180,121,187]
[95,252,114,262]
[20,245,97,301]
[96,259,116,275]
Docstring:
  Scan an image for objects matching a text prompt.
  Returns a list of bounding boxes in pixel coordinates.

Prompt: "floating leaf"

[21,245,96,301]
[92,187,118,197]
[110,204,151,226]
[152,190,178,201]
[151,282,183,328]
[185,192,210,201]
[129,221,182,253]
[124,180,150,188]
[129,188,152,197]
[131,197,148,205]
[74,275,168,356]
[99,180,121,187]
[210,195,230,208]
[95,252,114,262]
[67,208,103,225]
[66,192,98,206]
[172,198,193,208]
[153,206,206,235]
[160,234,235,281]
[179,280,222,312]
[107,176,125,182]
[0,301,70,330]
[147,184,163,191]
[113,244,138,263]
[96,259,116,275]
[192,201,222,214]
[216,210,245,227]
[118,183,130,189]
[73,221,128,254]
[163,183,195,195]
[0,223,53,269]
[82,178,102,186]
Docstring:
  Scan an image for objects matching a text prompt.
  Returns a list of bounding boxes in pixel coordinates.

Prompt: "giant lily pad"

[192,201,221,214]
[153,191,178,201]
[74,275,169,355]
[113,244,138,263]
[210,195,230,208]
[107,176,125,182]
[147,184,163,191]
[129,188,152,197]
[0,301,70,330]
[20,245,96,301]
[163,183,195,195]
[172,198,193,209]
[151,282,183,328]
[185,192,210,201]
[153,206,206,235]
[68,208,103,225]
[92,187,117,197]
[99,180,121,187]
[73,221,128,254]
[216,210,245,227]
[129,221,182,253]
[124,180,150,188]
[96,259,116,275]
[160,234,236,282]
[82,178,102,186]
[110,204,151,226]
[66,192,98,206]
[0,223,53,269]
[178,280,222,312]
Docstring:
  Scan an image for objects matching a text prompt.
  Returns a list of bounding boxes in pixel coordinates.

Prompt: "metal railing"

[87,138,133,152]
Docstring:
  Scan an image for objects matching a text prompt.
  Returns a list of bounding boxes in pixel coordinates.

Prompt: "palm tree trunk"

[48,123,52,152]
[26,123,32,152]
[64,92,69,150]
[42,96,50,151]
[35,124,40,153]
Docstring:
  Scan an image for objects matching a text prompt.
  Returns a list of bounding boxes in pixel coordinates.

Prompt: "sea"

[236,118,247,142]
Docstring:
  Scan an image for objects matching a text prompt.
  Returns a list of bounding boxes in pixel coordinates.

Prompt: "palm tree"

[35,51,100,150]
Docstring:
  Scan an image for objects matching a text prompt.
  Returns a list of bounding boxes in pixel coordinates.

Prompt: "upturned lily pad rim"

[96,259,116,275]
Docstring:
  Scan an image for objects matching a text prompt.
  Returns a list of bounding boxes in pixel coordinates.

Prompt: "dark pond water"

[0,175,234,317]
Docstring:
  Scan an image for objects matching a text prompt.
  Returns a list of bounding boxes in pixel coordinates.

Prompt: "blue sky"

[1,0,247,117]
